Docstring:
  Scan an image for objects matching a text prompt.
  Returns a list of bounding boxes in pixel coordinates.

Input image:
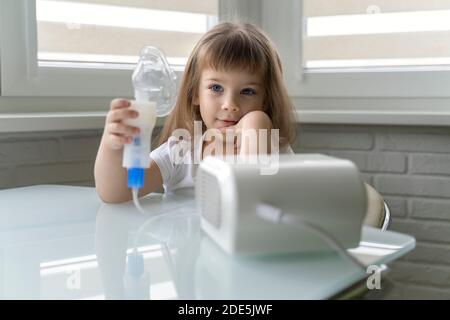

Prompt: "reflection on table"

[0,185,415,299]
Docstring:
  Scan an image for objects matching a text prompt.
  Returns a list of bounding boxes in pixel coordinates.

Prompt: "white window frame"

[1,0,450,132]
[0,0,207,131]
[259,0,450,126]
[0,0,135,98]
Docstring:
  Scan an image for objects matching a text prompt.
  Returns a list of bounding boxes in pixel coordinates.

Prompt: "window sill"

[1,101,449,133]
[0,112,167,133]
[296,110,450,126]
[293,97,450,127]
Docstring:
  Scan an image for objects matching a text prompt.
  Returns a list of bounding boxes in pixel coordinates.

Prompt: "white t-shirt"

[150,133,294,194]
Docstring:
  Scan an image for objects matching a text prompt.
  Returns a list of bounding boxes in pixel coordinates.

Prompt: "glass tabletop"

[0,185,415,300]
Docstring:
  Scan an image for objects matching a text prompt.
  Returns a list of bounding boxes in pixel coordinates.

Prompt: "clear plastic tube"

[132,188,146,215]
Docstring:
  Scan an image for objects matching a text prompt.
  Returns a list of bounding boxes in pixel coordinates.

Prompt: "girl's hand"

[233,111,273,155]
[215,116,243,152]
[102,98,140,150]
[217,111,272,153]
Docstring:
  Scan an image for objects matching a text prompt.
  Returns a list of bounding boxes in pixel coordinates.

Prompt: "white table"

[0,185,415,300]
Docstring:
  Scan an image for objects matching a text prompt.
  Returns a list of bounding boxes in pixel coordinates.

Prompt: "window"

[36,0,218,68]
[2,0,449,127]
[304,0,450,70]
[259,0,450,125]
[0,0,218,98]
[288,0,450,98]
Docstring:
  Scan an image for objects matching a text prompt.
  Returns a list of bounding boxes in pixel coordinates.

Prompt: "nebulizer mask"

[122,46,177,212]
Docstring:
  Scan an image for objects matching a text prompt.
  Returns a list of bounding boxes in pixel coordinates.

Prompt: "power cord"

[256,202,367,271]
[129,192,395,299]
[256,202,397,299]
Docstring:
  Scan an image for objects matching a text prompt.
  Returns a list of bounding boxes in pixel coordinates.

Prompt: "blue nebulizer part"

[124,251,150,299]
[127,168,144,189]
[127,251,144,278]
[123,46,177,213]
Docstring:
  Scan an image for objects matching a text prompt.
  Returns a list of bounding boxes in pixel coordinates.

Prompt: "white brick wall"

[1,124,449,299]
[410,199,450,220]
[0,130,102,188]
[410,154,450,175]
[0,127,162,189]
[382,196,407,218]
[378,133,450,153]
[405,242,450,265]
[299,131,374,150]
[297,124,450,299]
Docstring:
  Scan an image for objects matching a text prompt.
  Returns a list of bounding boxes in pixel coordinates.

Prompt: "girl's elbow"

[96,188,131,204]
[241,111,272,129]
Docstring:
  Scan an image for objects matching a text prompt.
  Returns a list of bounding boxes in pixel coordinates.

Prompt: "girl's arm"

[237,110,273,155]
[94,98,163,203]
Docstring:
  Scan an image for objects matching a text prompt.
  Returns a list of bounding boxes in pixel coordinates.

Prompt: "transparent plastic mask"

[132,46,177,117]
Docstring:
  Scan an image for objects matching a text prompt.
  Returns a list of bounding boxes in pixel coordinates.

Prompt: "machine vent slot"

[199,170,221,228]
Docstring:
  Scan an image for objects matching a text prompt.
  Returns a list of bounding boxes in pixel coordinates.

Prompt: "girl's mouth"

[216,119,237,127]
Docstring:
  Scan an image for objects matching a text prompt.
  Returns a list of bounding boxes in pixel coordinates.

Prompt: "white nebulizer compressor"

[122,46,177,203]
[196,154,368,256]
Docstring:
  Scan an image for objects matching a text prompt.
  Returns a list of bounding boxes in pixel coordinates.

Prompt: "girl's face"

[195,68,265,130]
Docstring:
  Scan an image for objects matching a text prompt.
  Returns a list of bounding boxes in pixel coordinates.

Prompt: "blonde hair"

[158,21,297,147]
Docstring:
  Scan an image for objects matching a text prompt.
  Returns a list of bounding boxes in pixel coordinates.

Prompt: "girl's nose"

[221,97,240,112]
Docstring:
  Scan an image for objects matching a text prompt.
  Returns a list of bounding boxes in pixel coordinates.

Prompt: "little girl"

[94,22,297,203]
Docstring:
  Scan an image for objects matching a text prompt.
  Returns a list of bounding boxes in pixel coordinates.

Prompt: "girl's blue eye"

[210,84,223,93]
[241,88,256,95]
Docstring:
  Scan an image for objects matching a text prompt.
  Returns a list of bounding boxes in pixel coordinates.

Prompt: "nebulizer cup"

[122,46,177,211]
